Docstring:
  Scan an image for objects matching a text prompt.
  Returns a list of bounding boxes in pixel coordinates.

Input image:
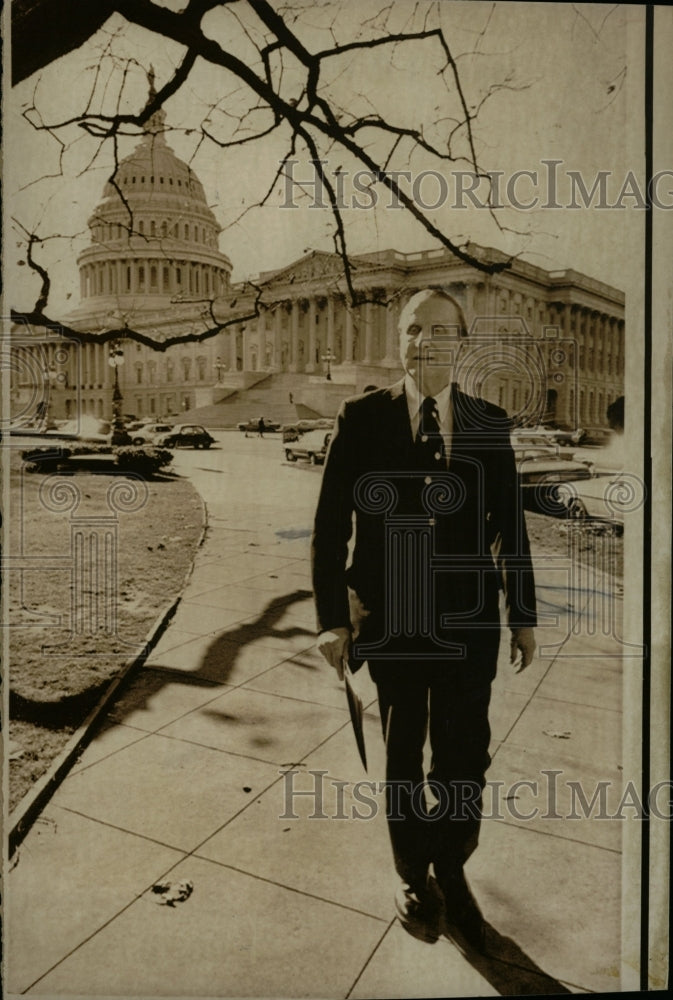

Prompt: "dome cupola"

[76,68,231,311]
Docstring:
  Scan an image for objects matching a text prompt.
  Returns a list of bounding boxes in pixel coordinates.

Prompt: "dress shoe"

[394,880,440,943]
[438,868,487,953]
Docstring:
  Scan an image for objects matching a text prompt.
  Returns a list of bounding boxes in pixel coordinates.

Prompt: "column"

[384,297,399,365]
[563,302,571,340]
[363,298,373,363]
[327,295,335,356]
[344,304,354,364]
[274,306,283,371]
[466,282,477,331]
[229,326,238,370]
[290,299,299,372]
[306,297,317,372]
[258,310,267,369]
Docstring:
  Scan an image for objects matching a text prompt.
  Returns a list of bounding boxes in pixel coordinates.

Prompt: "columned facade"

[9,93,625,430]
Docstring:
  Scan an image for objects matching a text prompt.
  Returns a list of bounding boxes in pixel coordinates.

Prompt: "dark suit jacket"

[312,380,537,677]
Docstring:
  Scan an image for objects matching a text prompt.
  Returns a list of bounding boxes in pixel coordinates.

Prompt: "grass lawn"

[8,452,205,811]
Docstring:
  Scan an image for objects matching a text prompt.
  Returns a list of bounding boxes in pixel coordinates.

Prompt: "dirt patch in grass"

[8,453,204,810]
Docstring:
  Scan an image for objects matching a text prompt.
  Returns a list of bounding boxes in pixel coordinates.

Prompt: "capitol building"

[11,90,625,431]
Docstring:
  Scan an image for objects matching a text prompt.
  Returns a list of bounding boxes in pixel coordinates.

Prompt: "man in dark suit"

[312,288,537,949]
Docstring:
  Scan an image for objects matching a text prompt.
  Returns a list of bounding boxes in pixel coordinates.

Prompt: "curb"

[8,488,210,858]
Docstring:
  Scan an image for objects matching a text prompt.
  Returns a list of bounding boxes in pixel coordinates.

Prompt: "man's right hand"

[316,627,351,680]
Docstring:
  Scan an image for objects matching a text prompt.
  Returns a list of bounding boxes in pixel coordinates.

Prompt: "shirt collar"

[404,372,452,428]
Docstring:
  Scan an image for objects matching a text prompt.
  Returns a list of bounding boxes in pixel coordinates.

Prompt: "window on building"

[184,223,189,239]
[196,356,206,380]
[138,266,145,289]
[166,360,174,383]
[136,364,143,385]
[182,357,191,380]
[139,220,144,234]
[150,220,156,236]
[150,397,156,414]
[150,266,158,288]
[126,265,131,291]
[161,221,168,238]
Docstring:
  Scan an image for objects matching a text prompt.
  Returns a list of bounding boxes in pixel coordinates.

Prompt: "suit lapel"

[385,379,415,466]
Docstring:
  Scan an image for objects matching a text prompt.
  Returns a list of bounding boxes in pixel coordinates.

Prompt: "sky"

[5,1,646,321]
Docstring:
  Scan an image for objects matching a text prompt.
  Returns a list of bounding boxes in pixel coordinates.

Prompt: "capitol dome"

[75,80,231,313]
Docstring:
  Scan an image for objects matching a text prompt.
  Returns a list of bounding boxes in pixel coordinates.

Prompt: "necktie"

[415,396,445,467]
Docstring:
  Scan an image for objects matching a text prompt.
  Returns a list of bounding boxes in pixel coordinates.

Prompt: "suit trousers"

[371,659,493,889]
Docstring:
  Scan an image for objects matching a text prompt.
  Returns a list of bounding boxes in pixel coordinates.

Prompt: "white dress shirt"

[404,373,453,463]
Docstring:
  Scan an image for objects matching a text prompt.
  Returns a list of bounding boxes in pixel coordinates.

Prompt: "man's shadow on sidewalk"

[457,921,571,995]
[407,878,571,996]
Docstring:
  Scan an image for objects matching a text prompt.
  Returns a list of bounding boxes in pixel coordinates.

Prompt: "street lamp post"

[215,356,226,382]
[321,347,335,381]
[108,343,128,444]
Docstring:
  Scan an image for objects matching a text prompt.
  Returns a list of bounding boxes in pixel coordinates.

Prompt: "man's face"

[399,294,465,394]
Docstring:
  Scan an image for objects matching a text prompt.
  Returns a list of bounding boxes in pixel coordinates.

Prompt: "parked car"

[46,416,115,444]
[155,424,215,449]
[555,445,628,531]
[519,425,585,446]
[513,435,594,513]
[130,422,175,445]
[237,417,281,434]
[579,426,614,447]
[281,418,333,443]
[511,432,558,459]
[284,429,332,465]
[124,418,155,433]
[551,427,586,446]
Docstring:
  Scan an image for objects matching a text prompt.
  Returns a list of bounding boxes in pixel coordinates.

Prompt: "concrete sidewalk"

[6,460,626,997]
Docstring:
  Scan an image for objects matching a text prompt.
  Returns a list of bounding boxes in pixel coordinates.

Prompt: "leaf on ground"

[150,879,194,906]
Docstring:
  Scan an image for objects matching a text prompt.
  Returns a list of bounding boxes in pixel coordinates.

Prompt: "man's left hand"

[510,627,536,672]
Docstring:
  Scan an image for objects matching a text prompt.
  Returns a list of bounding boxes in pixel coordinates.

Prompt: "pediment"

[261,251,345,287]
